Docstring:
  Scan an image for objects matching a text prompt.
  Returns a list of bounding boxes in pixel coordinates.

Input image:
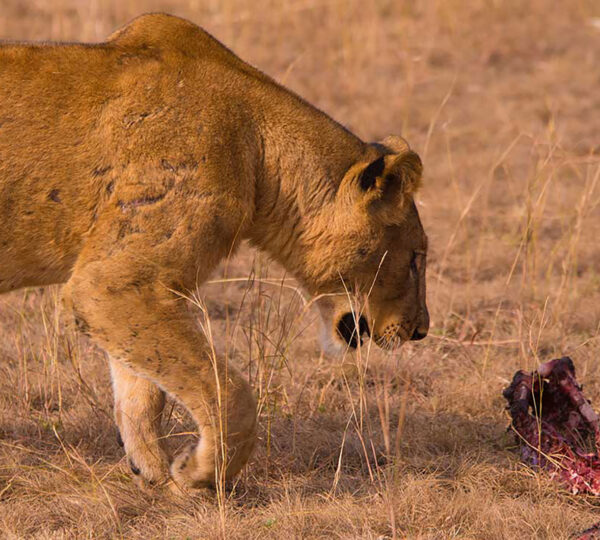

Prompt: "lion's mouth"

[336,313,370,349]
[373,334,403,351]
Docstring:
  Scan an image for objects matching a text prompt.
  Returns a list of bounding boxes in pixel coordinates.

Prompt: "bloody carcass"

[503,356,600,496]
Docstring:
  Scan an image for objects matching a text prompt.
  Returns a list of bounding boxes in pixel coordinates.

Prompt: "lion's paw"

[170,442,215,490]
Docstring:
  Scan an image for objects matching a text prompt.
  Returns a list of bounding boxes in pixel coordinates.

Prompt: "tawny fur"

[0,13,429,489]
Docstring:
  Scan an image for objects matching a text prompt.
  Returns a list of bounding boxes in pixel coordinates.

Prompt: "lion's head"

[301,135,429,353]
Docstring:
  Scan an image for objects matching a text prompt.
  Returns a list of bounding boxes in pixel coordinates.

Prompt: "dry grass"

[1,0,600,538]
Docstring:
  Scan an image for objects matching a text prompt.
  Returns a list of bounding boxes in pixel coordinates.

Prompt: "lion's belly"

[0,52,111,293]
[0,109,102,293]
[0,171,92,293]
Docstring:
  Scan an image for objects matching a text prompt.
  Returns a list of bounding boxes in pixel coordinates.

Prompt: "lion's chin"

[373,334,405,351]
[319,324,347,356]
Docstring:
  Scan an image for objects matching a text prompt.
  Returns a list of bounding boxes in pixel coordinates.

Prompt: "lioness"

[0,13,428,490]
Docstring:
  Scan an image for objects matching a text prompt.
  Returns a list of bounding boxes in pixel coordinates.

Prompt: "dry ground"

[1,0,600,538]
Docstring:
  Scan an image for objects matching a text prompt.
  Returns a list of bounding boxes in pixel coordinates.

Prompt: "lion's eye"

[410,252,418,275]
[410,250,426,276]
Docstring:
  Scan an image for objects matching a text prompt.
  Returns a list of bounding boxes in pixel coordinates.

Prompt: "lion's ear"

[379,135,410,155]
[358,156,386,191]
[384,150,423,196]
[355,149,422,224]
[358,150,423,198]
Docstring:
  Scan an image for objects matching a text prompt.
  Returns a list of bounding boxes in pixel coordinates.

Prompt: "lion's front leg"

[65,266,257,490]
[62,188,257,490]
[110,358,170,487]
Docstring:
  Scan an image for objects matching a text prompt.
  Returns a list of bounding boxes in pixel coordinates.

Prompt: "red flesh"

[504,357,600,495]
[504,357,600,538]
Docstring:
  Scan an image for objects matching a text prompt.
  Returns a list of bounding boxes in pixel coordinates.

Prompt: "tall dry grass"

[1,0,600,538]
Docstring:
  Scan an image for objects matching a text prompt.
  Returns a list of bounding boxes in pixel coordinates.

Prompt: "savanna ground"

[1,0,599,538]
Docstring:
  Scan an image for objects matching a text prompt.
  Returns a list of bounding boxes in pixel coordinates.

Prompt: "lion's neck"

[246,95,366,283]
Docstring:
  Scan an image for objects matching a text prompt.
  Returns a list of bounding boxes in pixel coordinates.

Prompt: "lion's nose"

[410,328,428,341]
[337,313,370,348]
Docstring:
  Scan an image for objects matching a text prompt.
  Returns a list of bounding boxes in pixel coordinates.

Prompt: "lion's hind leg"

[110,358,170,487]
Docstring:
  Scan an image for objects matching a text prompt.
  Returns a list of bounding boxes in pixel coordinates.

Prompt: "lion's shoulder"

[107,14,237,64]
[107,14,197,45]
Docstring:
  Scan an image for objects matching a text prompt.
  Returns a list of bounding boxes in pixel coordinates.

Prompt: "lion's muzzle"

[373,318,428,350]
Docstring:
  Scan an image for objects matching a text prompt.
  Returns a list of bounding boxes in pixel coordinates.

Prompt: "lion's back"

[0,13,321,293]
[107,13,264,80]
[0,14,268,292]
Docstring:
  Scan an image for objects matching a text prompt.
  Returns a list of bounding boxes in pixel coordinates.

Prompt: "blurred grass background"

[0,1,599,538]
